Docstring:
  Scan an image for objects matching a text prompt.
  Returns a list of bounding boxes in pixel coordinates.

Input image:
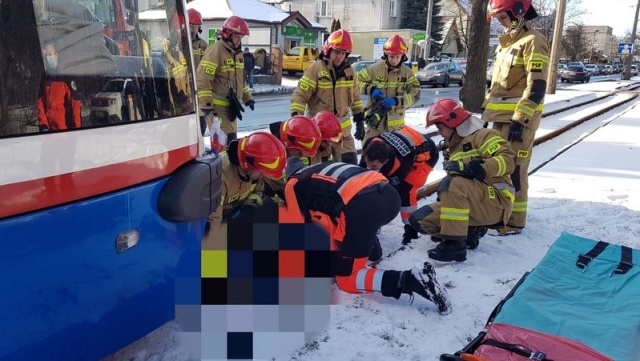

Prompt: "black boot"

[398,262,451,314]
[430,235,443,243]
[369,236,382,262]
[465,226,487,250]
[401,224,419,245]
[428,239,467,262]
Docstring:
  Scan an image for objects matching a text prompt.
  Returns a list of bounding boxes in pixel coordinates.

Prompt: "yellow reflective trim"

[512,201,527,212]
[341,118,352,128]
[440,207,469,221]
[515,103,535,117]
[212,99,230,106]
[479,136,504,155]
[291,103,306,112]
[494,155,507,177]
[298,139,316,149]
[387,118,404,127]
[501,189,515,203]
[259,156,281,170]
[198,90,213,97]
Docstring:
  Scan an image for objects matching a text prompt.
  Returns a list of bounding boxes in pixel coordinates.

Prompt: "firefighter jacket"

[196,40,253,119]
[483,23,549,124]
[304,144,333,165]
[362,126,436,224]
[191,35,208,68]
[445,127,516,224]
[357,61,421,130]
[37,76,81,130]
[166,45,192,114]
[207,153,263,233]
[290,58,364,130]
[279,162,388,242]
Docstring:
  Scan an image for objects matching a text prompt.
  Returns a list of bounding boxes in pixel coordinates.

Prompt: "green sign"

[283,25,304,37]
[413,33,426,41]
[208,28,220,45]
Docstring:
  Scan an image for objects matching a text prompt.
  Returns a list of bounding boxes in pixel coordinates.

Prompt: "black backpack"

[37,0,116,76]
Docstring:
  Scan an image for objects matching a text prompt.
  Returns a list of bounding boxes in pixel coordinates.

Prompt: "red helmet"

[312,111,342,144]
[280,116,322,156]
[383,35,408,56]
[323,29,353,56]
[220,16,250,39]
[170,13,185,32]
[487,0,531,20]
[187,9,203,25]
[426,99,472,128]
[237,132,286,179]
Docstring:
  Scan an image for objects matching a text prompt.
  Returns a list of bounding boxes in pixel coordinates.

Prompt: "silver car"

[416,61,465,87]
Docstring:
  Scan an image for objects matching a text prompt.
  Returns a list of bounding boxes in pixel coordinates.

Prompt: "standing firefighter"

[409,99,516,263]
[166,13,192,115]
[307,111,343,164]
[187,8,208,135]
[483,0,549,235]
[361,125,439,245]
[290,29,364,165]
[281,158,451,314]
[356,35,421,143]
[197,16,255,144]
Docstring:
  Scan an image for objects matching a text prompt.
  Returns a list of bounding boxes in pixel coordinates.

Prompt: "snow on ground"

[103,79,640,361]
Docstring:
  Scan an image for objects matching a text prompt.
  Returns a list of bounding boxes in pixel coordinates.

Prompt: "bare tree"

[562,25,589,61]
[530,0,588,42]
[458,0,490,112]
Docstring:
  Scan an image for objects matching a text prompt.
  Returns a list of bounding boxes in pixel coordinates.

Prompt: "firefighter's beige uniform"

[357,61,421,142]
[166,45,192,115]
[290,59,363,162]
[203,153,263,250]
[482,23,549,229]
[197,40,253,136]
[191,34,208,67]
[416,117,516,240]
[305,144,333,165]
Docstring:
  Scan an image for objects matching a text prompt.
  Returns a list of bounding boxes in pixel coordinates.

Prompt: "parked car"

[90,78,144,124]
[560,65,590,83]
[584,64,598,75]
[631,65,638,76]
[614,63,624,73]
[416,61,465,87]
[597,64,606,75]
[604,65,614,74]
[351,60,376,73]
[568,61,586,68]
[557,63,568,77]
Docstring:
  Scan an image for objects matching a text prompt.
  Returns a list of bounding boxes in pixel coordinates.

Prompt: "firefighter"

[360,125,439,245]
[203,132,286,249]
[264,115,323,198]
[290,29,364,165]
[483,0,549,235]
[197,16,255,145]
[37,43,81,131]
[281,157,451,314]
[356,35,421,143]
[186,8,209,136]
[408,99,516,263]
[308,111,342,165]
[165,13,192,116]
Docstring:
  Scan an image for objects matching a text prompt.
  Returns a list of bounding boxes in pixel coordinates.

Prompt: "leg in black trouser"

[199,116,207,136]
[226,132,237,146]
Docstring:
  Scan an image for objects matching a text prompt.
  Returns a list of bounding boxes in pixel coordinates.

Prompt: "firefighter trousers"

[331,124,357,164]
[411,175,513,240]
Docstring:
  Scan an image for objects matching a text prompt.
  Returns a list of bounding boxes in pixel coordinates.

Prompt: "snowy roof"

[141,0,324,29]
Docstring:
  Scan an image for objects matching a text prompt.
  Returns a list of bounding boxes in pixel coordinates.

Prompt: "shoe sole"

[413,264,452,314]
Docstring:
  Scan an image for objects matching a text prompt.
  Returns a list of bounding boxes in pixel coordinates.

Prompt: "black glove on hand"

[401,224,419,245]
[39,124,49,132]
[353,113,365,141]
[508,120,524,142]
[443,159,486,180]
[245,100,255,111]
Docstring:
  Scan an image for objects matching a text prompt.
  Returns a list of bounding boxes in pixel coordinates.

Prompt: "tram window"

[0,0,195,138]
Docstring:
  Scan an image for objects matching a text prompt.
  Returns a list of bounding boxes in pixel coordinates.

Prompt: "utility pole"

[546,0,566,94]
[623,0,640,80]
[424,0,434,59]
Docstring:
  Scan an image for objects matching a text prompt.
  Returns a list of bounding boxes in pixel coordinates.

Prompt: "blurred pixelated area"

[177,208,334,360]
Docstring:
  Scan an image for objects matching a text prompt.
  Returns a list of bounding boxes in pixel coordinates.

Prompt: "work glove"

[371,87,384,100]
[39,124,49,132]
[443,159,486,180]
[381,97,398,110]
[508,120,524,142]
[245,100,255,111]
[401,224,420,245]
[201,107,214,117]
[290,111,300,117]
[353,113,365,141]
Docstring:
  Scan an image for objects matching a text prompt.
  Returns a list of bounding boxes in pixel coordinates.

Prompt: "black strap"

[612,246,633,276]
[482,339,553,361]
[576,241,608,271]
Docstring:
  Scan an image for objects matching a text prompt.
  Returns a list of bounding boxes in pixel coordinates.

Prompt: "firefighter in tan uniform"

[187,8,209,135]
[408,99,516,263]
[166,13,192,115]
[356,35,421,143]
[197,16,255,144]
[290,29,364,165]
[482,0,549,234]
[203,132,286,249]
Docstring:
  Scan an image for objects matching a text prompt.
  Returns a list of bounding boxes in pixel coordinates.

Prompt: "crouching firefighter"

[279,157,451,314]
[360,125,439,245]
[408,99,516,263]
[202,132,286,249]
